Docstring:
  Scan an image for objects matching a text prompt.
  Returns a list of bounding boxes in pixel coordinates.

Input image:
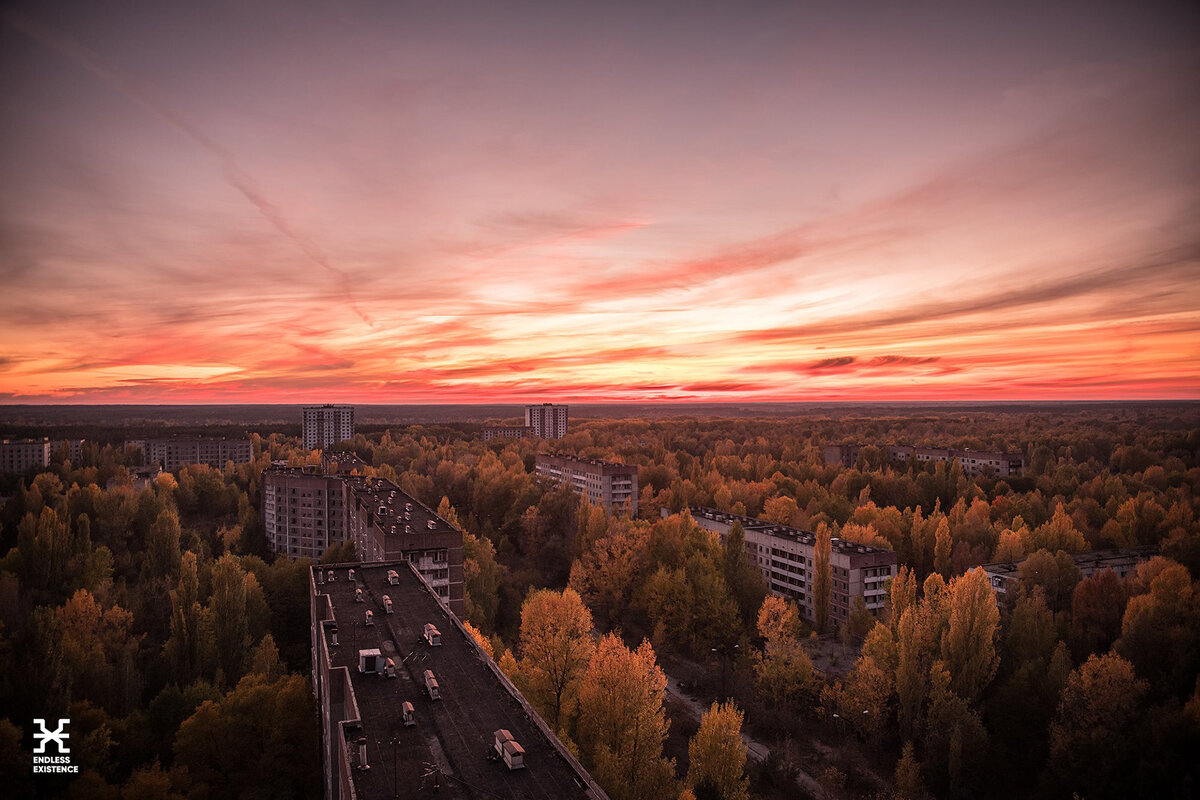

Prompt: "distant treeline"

[3,399,1196,431]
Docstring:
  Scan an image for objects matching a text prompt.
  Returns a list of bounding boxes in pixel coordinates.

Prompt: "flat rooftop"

[344,477,455,536]
[536,453,637,471]
[690,506,892,556]
[315,562,603,799]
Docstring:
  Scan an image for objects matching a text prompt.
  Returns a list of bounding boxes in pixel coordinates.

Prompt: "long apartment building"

[981,544,1158,603]
[343,477,464,616]
[304,404,355,451]
[482,425,533,442]
[534,453,638,516]
[0,438,51,473]
[689,507,897,624]
[127,437,253,471]
[825,444,1024,477]
[525,403,568,439]
[310,561,607,800]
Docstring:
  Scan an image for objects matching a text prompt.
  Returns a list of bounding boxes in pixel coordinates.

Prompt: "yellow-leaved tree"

[516,587,595,729]
[577,634,676,800]
[686,701,750,800]
[753,596,819,713]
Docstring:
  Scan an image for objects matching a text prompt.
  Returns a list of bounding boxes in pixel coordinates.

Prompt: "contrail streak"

[4,10,376,328]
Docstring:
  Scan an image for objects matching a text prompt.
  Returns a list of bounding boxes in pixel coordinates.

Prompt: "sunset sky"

[1,1,1198,404]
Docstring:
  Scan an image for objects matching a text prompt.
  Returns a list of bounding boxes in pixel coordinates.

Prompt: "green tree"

[165,552,203,683]
[722,522,768,626]
[922,661,988,797]
[204,554,268,685]
[144,509,182,582]
[174,673,321,800]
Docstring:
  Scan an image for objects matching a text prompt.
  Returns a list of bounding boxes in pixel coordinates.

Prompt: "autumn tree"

[1017,549,1081,612]
[894,741,924,800]
[1069,568,1128,659]
[1048,653,1147,799]
[814,522,832,634]
[517,587,596,729]
[569,519,650,628]
[754,596,819,713]
[1115,559,1200,700]
[1030,504,1088,553]
[576,635,676,800]
[939,567,999,703]
[687,701,750,800]
[933,518,952,579]
[889,565,917,631]
[53,589,142,714]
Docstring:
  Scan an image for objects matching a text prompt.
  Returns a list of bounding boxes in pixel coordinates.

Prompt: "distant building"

[824,444,1024,477]
[981,545,1158,602]
[534,454,638,515]
[0,438,50,473]
[310,561,607,800]
[263,466,349,559]
[525,403,568,439]
[127,437,253,471]
[303,404,355,451]
[482,425,534,442]
[57,438,86,464]
[343,477,465,616]
[689,507,898,624]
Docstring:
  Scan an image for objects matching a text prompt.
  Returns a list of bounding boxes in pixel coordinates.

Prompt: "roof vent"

[356,737,369,771]
[426,520,436,530]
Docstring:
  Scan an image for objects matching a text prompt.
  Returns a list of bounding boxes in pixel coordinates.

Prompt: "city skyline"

[2,1,1198,404]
